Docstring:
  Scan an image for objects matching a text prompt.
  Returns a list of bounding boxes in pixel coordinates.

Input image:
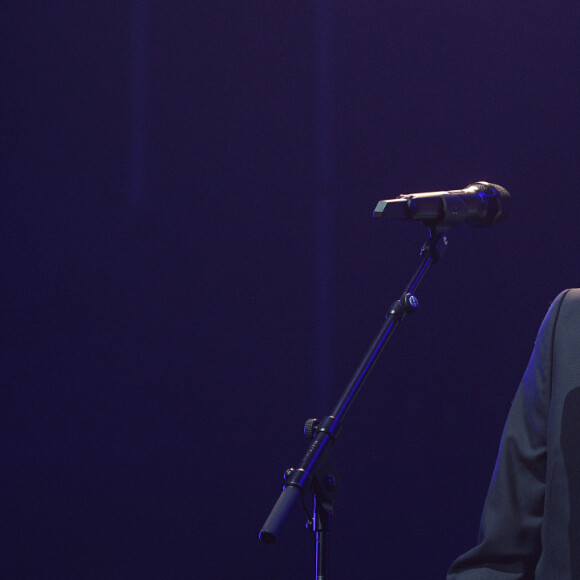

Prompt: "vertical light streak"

[129,0,152,207]
[314,0,335,412]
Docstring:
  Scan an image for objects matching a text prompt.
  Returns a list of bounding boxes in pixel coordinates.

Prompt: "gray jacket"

[448,288,580,579]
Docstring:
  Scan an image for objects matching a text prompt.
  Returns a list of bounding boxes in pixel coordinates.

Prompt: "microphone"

[373,181,510,227]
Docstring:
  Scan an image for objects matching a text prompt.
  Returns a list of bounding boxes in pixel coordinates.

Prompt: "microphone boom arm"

[259,229,450,579]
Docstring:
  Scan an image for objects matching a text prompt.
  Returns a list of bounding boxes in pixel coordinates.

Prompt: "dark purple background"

[2,2,578,578]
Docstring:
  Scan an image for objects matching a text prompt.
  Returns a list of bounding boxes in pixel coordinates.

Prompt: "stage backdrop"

[2,2,579,578]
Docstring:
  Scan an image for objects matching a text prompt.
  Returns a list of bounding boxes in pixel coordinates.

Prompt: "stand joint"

[420,231,449,262]
[388,293,419,318]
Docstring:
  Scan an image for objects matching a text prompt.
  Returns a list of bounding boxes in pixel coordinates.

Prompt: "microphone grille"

[470,181,511,225]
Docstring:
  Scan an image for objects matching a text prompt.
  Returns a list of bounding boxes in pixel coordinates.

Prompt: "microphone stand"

[259,226,449,579]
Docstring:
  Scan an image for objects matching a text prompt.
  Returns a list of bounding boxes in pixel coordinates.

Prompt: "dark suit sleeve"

[447,290,569,579]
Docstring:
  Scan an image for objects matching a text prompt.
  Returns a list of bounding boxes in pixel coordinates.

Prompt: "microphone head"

[373,181,511,228]
[468,181,511,226]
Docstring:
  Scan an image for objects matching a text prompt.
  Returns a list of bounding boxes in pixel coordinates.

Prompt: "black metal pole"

[330,232,447,423]
[315,493,331,580]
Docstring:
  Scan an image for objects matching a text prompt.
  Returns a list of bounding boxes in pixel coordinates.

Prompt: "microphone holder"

[259,227,449,579]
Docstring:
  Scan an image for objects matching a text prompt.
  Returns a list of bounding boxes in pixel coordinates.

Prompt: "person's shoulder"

[559,288,580,302]
[550,288,580,324]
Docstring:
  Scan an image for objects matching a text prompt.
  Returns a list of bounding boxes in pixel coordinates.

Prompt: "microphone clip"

[421,231,449,263]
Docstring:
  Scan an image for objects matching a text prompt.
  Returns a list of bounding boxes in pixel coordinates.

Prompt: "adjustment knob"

[303,418,320,439]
